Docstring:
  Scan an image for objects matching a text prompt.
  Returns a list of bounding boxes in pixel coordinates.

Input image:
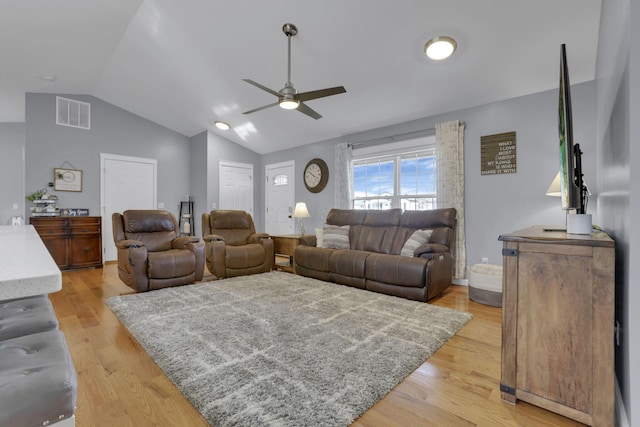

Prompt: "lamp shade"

[546,172,562,197]
[292,202,310,218]
[546,171,590,197]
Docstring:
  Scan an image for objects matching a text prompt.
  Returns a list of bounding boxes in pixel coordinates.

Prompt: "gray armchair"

[112,210,205,291]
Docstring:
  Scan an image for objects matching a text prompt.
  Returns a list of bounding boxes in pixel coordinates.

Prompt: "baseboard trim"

[452,278,468,286]
[615,375,630,427]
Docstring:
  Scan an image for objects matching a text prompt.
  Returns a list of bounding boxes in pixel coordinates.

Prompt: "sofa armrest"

[116,244,150,291]
[415,243,449,258]
[203,234,225,243]
[248,233,270,244]
[172,236,200,249]
[424,252,453,300]
[171,237,205,281]
[115,239,144,249]
[187,240,205,281]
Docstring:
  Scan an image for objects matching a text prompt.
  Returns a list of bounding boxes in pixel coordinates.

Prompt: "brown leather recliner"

[112,210,205,292]
[202,210,274,279]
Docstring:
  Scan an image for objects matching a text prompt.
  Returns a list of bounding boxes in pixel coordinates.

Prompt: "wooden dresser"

[498,226,614,426]
[30,216,103,270]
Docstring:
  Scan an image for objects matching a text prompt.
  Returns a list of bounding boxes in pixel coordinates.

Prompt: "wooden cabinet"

[30,216,103,270]
[499,226,614,426]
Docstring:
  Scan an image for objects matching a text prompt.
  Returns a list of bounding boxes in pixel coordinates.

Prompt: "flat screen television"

[558,43,586,214]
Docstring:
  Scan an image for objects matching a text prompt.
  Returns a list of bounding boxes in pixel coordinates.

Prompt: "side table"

[271,234,307,273]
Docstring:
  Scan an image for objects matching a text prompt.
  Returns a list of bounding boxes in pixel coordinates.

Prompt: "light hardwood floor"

[50,265,583,426]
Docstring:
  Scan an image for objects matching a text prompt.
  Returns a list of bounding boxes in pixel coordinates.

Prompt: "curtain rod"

[349,127,435,149]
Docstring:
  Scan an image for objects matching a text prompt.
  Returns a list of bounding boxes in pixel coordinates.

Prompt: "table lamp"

[292,202,310,235]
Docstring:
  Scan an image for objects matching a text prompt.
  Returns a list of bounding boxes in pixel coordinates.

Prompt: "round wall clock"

[303,158,329,193]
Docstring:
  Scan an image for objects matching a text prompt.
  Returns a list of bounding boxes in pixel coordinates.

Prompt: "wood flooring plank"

[52,265,585,426]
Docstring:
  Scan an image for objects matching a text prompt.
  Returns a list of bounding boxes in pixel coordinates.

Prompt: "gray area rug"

[106,271,472,427]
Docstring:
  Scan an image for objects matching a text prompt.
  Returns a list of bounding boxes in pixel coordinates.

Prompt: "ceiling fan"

[243,23,346,120]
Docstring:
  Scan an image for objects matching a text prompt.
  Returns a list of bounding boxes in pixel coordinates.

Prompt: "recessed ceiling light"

[215,120,230,130]
[39,75,57,82]
[424,36,457,60]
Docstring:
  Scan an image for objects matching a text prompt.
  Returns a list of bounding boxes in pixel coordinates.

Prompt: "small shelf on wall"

[30,198,60,217]
[179,201,194,236]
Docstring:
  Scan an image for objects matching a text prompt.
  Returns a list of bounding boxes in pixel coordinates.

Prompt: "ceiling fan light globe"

[279,99,300,109]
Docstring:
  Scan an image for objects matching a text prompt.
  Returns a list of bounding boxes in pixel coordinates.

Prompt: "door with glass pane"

[265,161,295,235]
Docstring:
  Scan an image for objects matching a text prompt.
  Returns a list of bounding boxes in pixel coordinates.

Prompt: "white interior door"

[265,161,295,235]
[101,153,157,262]
[219,161,253,214]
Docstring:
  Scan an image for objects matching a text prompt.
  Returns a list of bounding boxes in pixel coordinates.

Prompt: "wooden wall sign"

[481,131,516,175]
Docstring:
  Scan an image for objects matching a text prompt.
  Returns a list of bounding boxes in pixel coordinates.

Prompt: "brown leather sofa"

[294,208,456,302]
[202,210,274,279]
[112,210,205,292]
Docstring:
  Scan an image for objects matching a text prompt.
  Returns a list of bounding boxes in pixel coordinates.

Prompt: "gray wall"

[189,130,208,236]
[263,81,597,269]
[597,0,637,423]
[24,93,191,220]
[0,123,25,224]
[20,93,263,237]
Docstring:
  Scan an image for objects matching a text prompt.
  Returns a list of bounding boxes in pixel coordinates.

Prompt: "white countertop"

[0,225,62,300]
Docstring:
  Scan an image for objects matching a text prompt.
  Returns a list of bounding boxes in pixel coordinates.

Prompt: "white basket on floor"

[468,264,503,307]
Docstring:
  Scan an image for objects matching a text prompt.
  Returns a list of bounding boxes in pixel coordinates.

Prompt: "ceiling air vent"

[56,96,90,129]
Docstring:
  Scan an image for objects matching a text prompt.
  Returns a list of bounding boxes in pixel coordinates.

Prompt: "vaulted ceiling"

[1,0,601,154]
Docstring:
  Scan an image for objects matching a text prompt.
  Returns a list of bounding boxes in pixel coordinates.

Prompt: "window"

[352,136,436,210]
[273,174,288,186]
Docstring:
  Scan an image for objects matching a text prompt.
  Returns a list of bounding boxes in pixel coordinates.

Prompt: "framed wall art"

[480,131,517,175]
[54,168,83,192]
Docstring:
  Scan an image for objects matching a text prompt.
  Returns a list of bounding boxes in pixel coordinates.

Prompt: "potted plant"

[26,189,46,202]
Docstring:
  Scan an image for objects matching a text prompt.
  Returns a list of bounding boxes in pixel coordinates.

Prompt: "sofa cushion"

[322,224,350,249]
[0,296,58,342]
[325,209,367,226]
[400,229,433,257]
[225,243,267,269]
[329,249,369,278]
[148,249,197,279]
[365,253,428,288]
[0,330,77,427]
[352,209,402,253]
[295,245,333,272]
[124,210,175,233]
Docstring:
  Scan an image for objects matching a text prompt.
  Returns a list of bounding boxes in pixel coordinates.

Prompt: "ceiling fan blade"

[243,79,281,97]
[297,86,346,102]
[296,102,322,120]
[243,101,279,115]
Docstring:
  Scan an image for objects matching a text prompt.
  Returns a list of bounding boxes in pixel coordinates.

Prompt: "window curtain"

[436,120,466,281]
[334,142,353,208]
